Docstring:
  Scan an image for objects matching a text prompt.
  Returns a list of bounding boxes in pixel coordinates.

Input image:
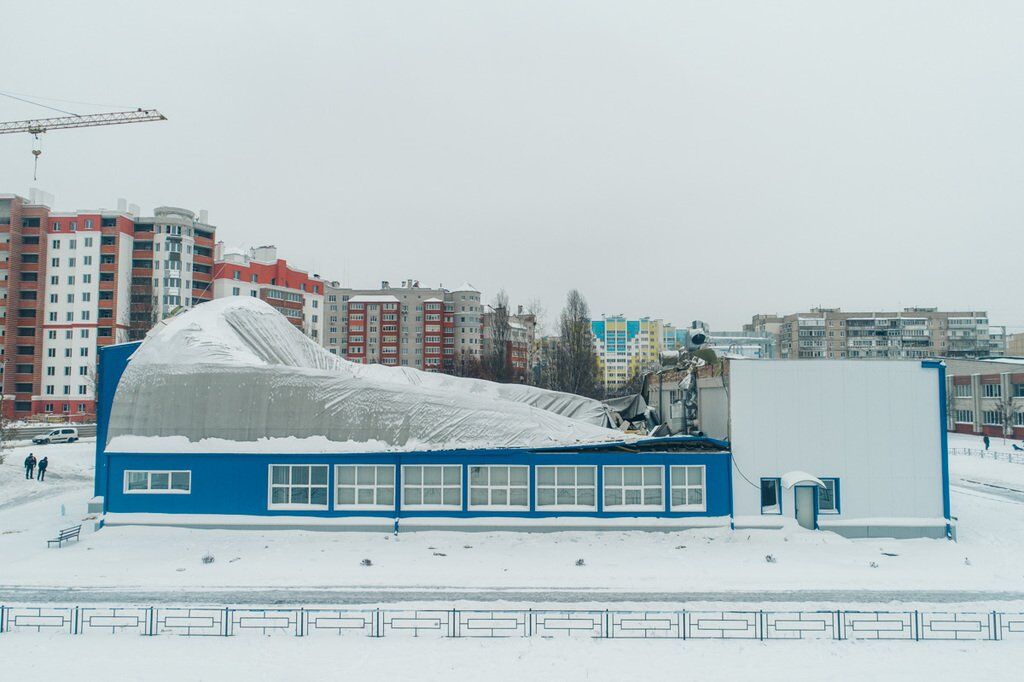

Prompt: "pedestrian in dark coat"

[983,435,991,450]
[24,453,36,480]
[37,457,48,482]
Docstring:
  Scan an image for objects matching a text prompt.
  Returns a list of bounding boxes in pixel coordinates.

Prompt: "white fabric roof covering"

[106,297,618,452]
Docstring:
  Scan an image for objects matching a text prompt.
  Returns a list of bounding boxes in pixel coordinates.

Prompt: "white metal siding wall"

[729,361,944,520]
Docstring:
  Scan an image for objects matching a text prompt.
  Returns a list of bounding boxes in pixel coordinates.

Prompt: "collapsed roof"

[105,297,620,452]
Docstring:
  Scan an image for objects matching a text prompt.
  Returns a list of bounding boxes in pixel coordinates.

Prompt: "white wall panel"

[729,361,945,520]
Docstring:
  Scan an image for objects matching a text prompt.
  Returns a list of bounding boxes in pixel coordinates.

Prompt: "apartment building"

[481,305,537,381]
[212,244,326,341]
[591,316,675,391]
[761,308,1001,360]
[322,279,482,372]
[1007,332,1024,356]
[945,359,1024,439]
[129,207,216,340]
[0,193,215,420]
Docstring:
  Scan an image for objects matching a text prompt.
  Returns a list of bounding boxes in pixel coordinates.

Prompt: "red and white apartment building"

[1,193,215,420]
[212,244,326,342]
[323,280,483,372]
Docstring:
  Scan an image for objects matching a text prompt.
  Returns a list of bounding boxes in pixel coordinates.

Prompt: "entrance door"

[794,486,817,530]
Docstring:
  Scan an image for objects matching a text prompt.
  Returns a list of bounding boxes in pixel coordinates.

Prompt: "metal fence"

[950,447,1024,465]
[1,606,1022,641]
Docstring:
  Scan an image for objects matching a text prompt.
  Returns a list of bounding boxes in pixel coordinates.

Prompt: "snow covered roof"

[348,294,400,304]
[451,281,479,292]
[422,297,443,303]
[106,297,617,453]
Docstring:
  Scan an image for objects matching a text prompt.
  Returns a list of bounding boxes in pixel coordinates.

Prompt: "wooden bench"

[47,524,82,548]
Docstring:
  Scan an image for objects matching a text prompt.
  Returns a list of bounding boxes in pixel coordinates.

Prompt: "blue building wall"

[95,341,141,499]
[104,449,732,519]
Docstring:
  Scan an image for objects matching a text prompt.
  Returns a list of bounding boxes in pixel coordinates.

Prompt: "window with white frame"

[760,478,781,514]
[603,465,663,509]
[124,470,190,494]
[983,383,1002,397]
[536,466,596,509]
[335,465,395,508]
[670,465,705,511]
[468,465,528,509]
[954,383,972,398]
[269,464,329,508]
[982,410,1001,426]
[818,478,839,513]
[1015,412,1024,427]
[954,409,974,424]
[402,465,462,508]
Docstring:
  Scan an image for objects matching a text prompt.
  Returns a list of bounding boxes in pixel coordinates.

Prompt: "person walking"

[37,456,48,482]
[983,435,991,451]
[24,453,36,480]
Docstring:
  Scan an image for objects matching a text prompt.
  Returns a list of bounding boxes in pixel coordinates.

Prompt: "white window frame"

[670,465,706,512]
[335,464,395,510]
[603,465,664,511]
[401,465,462,510]
[954,384,972,398]
[535,465,597,511]
[983,384,1002,398]
[982,410,1001,426]
[818,478,839,514]
[954,409,974,424]
[123,470,191,494]
[268,464,329,510]
[468,465,529,511]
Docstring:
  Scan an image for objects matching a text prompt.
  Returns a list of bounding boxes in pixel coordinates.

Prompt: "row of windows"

[760,478,839,514]
[955,383,1024,398]
[123,465,708,513]
[272,464,705,511]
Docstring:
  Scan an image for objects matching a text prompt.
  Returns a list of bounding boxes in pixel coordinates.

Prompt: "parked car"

[32,427,78,445]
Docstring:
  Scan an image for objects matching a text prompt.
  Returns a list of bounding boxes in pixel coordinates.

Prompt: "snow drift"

[106,297,619,452]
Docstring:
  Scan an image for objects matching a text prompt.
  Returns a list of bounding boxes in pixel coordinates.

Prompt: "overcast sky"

[2,1,1022,332]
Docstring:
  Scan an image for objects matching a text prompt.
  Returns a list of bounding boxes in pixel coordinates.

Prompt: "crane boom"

[0,109,166,135]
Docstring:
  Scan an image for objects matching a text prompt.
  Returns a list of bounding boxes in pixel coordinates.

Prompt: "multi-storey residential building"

[322,279,482,372]
[591,316,673,391]
[481,305,537,381]
[128,207,216,340]
[1007,332,1024,357]
[1,193,216,420]
[212,244,327,342]
[762,308,1001,360]
[944,359,1024,439]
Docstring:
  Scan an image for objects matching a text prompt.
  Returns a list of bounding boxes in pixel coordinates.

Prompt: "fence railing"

[950,447,1024,465]
[1,606,1022,641]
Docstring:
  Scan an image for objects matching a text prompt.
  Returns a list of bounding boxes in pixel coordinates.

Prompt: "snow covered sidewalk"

[0,635,1021,682]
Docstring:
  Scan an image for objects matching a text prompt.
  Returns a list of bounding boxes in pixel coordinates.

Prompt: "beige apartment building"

[322,279,483,372]
[759,308,1002,360]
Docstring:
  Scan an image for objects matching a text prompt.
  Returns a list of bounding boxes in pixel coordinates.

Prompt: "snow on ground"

[0,636,1021,681]
[2,435,1024,604]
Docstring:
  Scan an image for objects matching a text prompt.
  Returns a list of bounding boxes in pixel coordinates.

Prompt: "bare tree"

[992,391,1017,443]
[555,289,599,398]
[0,394,13,465]
[483,290,513,383]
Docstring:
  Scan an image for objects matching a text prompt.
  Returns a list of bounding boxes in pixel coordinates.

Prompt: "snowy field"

[1,433,1024,606]
[0,636,1021,681]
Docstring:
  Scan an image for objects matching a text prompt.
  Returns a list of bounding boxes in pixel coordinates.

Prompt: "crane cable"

[0,89,83,180]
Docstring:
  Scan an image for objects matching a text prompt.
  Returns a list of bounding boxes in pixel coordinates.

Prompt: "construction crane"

[0,108,166,179]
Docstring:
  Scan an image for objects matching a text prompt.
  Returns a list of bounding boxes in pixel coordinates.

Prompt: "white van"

[32,427,79,445]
